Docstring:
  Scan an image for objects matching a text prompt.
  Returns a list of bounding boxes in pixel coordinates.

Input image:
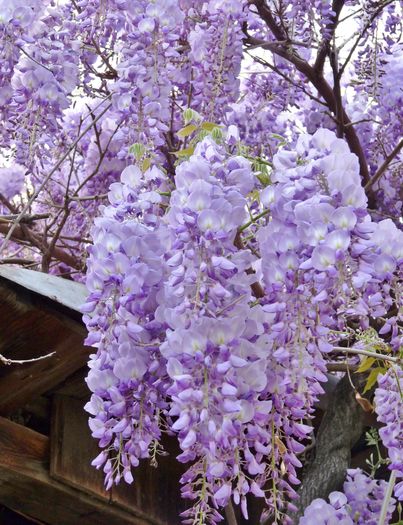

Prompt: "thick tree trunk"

[290,373,369,521]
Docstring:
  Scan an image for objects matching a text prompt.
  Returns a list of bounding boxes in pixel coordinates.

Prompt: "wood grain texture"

[51,395,186,525]
[0,279,89,415]
[0,416,155,525]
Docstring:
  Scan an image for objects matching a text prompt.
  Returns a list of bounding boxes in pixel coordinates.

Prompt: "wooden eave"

[0,266,88,415]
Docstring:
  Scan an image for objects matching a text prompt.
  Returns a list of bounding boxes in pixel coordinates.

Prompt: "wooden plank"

[0,416,154,525]
[51,395,186,525]
[0,281,89,415]
[0,506,47,524]
[0,266,86,313]
[49,368,89,400]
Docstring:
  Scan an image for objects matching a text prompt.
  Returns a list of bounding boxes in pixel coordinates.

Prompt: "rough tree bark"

[290,373,369,521]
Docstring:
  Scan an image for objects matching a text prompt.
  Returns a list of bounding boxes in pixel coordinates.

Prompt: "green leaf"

[177,124,198,138]
[201,122,220,132]
[172,146,195,158]
[356,357,376,373]
[196,130,210,142]
[363,367,386,393]
[129,143,146,159]
[183,108,201,124]
[257,172,271,187]
[142,157,151,172]
[211,127,223,141]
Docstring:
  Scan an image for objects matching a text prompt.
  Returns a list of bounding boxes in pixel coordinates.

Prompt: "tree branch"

[250,0,287,41]
[0,99,112,257]
[331,346,399,364]
[246,2,371,189]
[234,232,265,299]
[290,373,369,520]
[0,351,55,366]
[365,139,403,191]
[337,0,395,81]
[0,213,50,223]
[314,0,345,74]
[0,222,81,270]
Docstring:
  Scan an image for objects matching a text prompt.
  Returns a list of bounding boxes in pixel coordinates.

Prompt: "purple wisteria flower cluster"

[257,129,402,349]
[299,468,396,525]
[83,126,403,523]
[0,164,24,202]
[374,367,403,501]
[1,1,402,523]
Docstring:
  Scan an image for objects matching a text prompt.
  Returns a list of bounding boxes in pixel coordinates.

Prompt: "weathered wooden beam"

[0,266,86,312]
[0,416,154,525]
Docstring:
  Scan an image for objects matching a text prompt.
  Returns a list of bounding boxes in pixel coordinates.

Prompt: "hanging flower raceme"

[157,137,276,523]
[257,128,402,348]
[185,0,246,120]
[298,468,396,524]
[83,163,170,488]
[82,130,332,523]
[374,367,403,501]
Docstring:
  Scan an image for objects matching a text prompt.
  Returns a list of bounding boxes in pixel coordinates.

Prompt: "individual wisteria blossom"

[374,367,403,501]
[299,497,354,525]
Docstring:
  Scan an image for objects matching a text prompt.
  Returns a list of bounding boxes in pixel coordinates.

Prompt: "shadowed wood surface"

[0,416,156,525]
[51,395,187,525]
[0,277,89,415]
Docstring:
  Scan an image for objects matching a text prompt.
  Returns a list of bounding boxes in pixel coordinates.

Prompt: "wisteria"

[374,367,403,501]
[83,127,402,522]
[0,0,402,524]
[299,468,396,525]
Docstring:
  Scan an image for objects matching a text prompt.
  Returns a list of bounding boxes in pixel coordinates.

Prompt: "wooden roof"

[0,266,88,415]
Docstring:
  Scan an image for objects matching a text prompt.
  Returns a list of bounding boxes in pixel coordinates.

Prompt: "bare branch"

[314,0,345,74]
[365,139,403,191]
[331,346,399,364]
[0,222,80,270]
[250,0,287,41]
[234,232,265,299]
[337,0,395,80]
[16,45,54,74]
[244,49,327,107]
[246,2,371,189]
[0,258,36,266]
[0,98,112,257]
[0,351,56,366]
[0,213,49,223]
